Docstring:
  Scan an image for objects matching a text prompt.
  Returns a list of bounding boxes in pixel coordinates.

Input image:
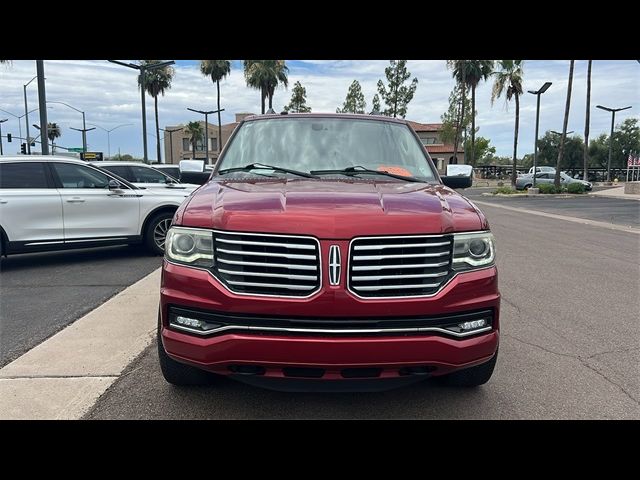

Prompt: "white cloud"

[0,60,637,159]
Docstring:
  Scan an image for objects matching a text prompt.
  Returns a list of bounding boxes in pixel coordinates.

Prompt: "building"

[163,113,254,165]
[406,121,465,173]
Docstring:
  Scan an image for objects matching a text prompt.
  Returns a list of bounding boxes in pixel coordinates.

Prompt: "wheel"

[524,184,532,190]
[439,350,498,387]
[158,318,217,386]
[144,212,174,255]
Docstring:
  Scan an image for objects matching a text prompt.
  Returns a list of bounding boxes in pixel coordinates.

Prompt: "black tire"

[157,321,216,386]
[524,184,532,190]
[439,350,498,387]
[144,211,174,255]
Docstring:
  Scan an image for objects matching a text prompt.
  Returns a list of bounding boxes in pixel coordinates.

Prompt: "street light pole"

[88,123,133,159]
[108,60,175,164]
[36,61,49,155]
[187,107,224,165]
[160,127,183,164]
[23,75,37,154]
[70,126,96,157]
[527,82,552,187]
[596,105,632,182]
[0,119,7,155]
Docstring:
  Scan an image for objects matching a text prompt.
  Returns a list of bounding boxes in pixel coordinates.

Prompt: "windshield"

[217,117,437,181]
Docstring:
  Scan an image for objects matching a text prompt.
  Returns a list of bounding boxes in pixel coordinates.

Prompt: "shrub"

[537,183,558,194]
[494,186,517,195]
[566,182,586,194]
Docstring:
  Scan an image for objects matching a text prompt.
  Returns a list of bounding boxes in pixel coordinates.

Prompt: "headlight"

[452,231,495,270]
[165,227,214,268]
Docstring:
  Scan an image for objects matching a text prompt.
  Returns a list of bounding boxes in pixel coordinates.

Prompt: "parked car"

[91,161,200,192]
[0,156,194,257]
[528,166,556,175]
[152,164,181,181]
[516,171,592,190]
[158,113,500,391]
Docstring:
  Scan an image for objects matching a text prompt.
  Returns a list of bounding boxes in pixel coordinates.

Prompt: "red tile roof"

[407,121,443,132]
[426,144,458,153]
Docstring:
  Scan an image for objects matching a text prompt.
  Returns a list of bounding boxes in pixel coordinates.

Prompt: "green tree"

[284,81,312,113]
[491,60,524,187]
[464,60,494,166]
[446,60,469,166]
[537,131,585,169]
[184,121,203,159]
[138,60,175,163]
[554,60,575,188]
[46,122,61,154]
[376,60,418,118]
[371,94,381,114]
[441,85,472,147]
[336,80,366,114]
[243,60,289,114]
[583,60,592,181]
[463,136,495,164]
[589,118,640,169]
[200,60,231,154]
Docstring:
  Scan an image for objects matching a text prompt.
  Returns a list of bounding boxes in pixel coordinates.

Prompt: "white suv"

[91,161,200,191]
[0,156,193,257]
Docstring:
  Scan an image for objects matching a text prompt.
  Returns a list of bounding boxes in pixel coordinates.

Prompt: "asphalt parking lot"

[83,196,640,419]
[0,246,162,367]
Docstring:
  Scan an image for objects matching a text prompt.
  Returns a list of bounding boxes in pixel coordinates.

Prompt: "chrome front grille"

[348,235,453,297]
[213,231,321,296]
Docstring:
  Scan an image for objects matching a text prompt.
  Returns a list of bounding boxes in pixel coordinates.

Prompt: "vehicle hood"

[179,179,486,238]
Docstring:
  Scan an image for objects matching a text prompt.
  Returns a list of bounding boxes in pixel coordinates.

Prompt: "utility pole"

[36,61,49,155]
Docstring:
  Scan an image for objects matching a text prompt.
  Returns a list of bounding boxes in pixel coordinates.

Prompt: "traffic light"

[6,133,11,142]
[20,143,26,154]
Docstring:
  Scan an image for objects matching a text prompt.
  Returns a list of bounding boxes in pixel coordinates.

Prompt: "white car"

[91,161,200,192]
[528,166,556,175]
[151,164,181,180]
[0,156,194,257]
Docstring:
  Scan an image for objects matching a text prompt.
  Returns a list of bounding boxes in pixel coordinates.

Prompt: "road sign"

[80,151,103,161]
[68,147,84,153]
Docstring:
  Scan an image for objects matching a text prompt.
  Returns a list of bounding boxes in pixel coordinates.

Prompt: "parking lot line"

[0,268,161,420]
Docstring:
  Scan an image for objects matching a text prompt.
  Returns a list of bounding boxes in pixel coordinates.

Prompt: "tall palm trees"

[554,60,575,188]
[47,122,61,154]
[200,60,231,154]
[184,121,204,159]
[138,60,175,163]
[491,60,524,187]
[465,60,494,166]
[583,60,592,182]
[243,60,289,114]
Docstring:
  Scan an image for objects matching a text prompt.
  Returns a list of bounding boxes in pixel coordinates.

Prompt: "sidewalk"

[589,186,640,201]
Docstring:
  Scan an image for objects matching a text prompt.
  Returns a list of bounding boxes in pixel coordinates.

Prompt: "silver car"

[516,171,592,191]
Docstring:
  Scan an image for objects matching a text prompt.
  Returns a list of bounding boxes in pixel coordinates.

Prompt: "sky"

[1,60,638,159]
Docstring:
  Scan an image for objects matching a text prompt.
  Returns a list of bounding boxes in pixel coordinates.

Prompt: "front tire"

[144,212,174,255]
[439,349,498,387]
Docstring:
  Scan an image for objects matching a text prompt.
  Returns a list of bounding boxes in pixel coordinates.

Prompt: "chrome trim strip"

[25,237,129,246]
[216,257,317,271]
[169,322,493,338]
[353,241,450,250]
[215,237,315,250]
[328,244,341,286]
[352,283,441,291]
[217,247,316,260]
[227,280,316,290]
[218,268,317,281]
[352,251,449,261]
[352,261,449,271]
[24,240,64,246]
[351,271,448,281]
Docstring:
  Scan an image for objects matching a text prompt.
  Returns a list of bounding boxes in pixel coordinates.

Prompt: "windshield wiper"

[218,163,319,179]
[310,165,424,183]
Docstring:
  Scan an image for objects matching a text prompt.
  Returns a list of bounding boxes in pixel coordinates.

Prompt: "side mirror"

[441,164,473,189]
[108,179,124,192]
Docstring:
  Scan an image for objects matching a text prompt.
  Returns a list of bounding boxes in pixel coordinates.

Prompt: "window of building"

[210,137,218,151]
[0,162,49,189]
[421,137,437,145]
[182,138,191,151]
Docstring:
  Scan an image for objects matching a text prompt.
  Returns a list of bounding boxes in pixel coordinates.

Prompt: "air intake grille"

[348,235,453,297]
[213,231,321,296]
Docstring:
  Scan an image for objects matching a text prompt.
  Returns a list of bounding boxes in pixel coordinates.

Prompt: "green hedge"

[537,183,558,194]
[566,183,586,194]
[494,186,517,195]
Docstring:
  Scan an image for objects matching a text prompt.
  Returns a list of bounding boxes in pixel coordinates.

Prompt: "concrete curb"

[0,268,161,420]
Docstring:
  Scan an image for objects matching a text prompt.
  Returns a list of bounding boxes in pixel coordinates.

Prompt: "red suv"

[158,113,499,391]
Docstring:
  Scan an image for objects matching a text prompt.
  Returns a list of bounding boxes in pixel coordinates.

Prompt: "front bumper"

[160,261,500,379]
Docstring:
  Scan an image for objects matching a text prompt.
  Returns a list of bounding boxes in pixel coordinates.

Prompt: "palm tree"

[138,60,175,163]
[583,60,592,182]
[554,60,575,188]
[200,60,231,155]
[184,121,204,159]
[47,122,61,154]
[491,60,524,187]
[446,60,468,164]
[465,60,494,166]
[243,60,289,114]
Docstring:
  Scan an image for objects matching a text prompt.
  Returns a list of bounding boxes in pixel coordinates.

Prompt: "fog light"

[170,315,221,334]
[459,319,487,331]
